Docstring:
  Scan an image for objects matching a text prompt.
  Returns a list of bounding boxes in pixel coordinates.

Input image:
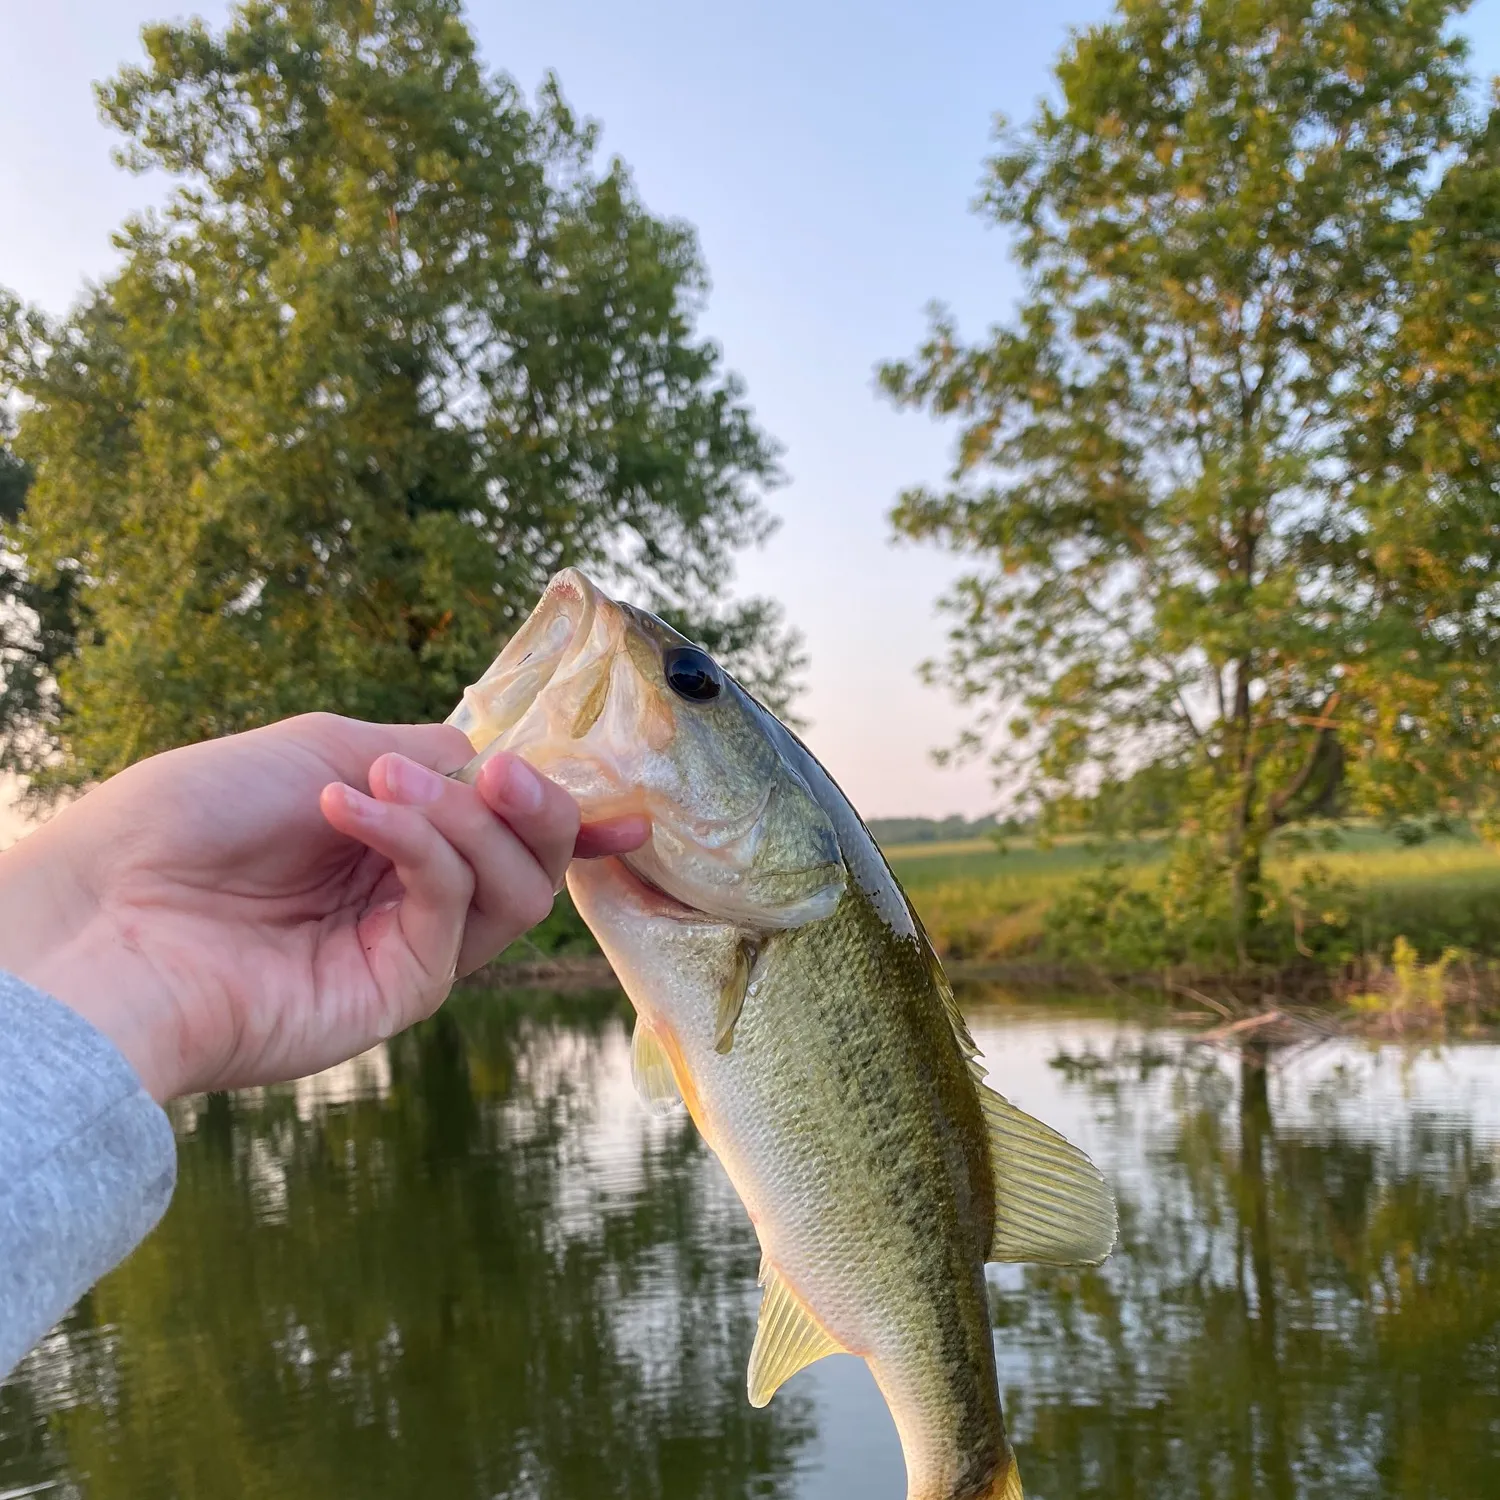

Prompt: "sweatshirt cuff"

[0,970,177,1379]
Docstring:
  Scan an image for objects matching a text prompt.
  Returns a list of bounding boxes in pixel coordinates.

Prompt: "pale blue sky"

[4,0,1500,817]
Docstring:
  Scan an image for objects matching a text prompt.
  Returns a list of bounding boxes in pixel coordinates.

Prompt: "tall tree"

[0,293,77,779]
[881,0,1483,961]
[1344,106,1500,841]
[0,0,790,787]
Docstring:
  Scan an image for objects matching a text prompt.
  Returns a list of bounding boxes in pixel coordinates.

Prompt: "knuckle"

[451,857,479,907]
[287,710,345,738]
[513,879,555,932]
[420,977,454,1018]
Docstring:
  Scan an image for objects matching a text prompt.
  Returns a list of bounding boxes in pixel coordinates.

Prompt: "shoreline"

[475,952,1500,1038]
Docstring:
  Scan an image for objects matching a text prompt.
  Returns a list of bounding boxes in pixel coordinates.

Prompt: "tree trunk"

[1226,672,1261,969]
[1229,837,1263,971]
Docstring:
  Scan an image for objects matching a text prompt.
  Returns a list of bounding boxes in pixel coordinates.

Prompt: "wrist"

[0,825,185,1102]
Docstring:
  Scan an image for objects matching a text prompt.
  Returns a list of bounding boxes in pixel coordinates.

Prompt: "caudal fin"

[966,1451,1023,1500]
[927,1450,1023,1500]
[994,1454,1023,1500]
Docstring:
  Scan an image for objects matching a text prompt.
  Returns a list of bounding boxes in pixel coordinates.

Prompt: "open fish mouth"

[446,568,729,828]
[446,568,598,772]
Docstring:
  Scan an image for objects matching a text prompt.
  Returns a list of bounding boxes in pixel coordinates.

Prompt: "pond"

[2,987,1498,1499]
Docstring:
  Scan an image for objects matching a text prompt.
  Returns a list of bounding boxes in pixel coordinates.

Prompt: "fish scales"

[738,886,1010,1497]
[569,859,1014,1500]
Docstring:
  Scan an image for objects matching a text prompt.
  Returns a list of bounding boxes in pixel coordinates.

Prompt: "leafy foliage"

[1344,106,1500,839]
[0,0,788,786]
[0,292,77,778]
[882,0,1495,961]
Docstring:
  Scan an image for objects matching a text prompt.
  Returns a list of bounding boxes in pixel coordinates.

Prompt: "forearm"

[0,971,176,1381]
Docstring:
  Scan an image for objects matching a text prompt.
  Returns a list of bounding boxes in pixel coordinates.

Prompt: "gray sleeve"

[0,971,177,1380]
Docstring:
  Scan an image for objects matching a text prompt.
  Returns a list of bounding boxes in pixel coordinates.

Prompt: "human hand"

[0,714,647,1101]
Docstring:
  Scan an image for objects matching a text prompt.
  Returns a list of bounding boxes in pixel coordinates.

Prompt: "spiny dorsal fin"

[981,1086,1116,1265]
[916,918,983,1068]
[630,1019,684,1116]
[747,1263,845,1408]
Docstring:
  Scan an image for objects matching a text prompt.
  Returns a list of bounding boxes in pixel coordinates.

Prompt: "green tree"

[0,294,77,779]
[0,0,789,787]
[881,0,1485,963]
[1344,106,1500,840]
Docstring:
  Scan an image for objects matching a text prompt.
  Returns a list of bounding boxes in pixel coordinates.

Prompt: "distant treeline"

[866,815,1019,847]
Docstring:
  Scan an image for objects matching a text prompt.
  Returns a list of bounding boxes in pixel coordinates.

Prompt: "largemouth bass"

[449,569,1116,1500]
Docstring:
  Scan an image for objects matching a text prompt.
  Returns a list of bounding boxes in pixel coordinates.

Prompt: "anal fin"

[747,1263,846,1407]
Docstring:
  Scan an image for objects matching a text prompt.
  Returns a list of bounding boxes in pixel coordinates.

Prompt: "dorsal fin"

[746,1262,846,1407]
[915,914,984,1068]
[978,1086,1116,1265]
[917,923,1116,1267]
[630,1018,684,1116]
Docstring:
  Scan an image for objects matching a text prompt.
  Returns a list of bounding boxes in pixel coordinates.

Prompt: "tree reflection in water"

[999,1023,1500,1500]
[0,990,813,1500]
[3,998,1500,1500]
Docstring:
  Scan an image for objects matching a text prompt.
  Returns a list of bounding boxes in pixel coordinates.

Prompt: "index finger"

[473,751,582,889]
[575,815,651,860]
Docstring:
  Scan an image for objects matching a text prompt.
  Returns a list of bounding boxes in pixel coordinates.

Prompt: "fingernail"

[385,754,447,806]
[496,754,545,813]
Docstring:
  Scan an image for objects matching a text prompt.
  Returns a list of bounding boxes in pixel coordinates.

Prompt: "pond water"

[2,988,1498,1499]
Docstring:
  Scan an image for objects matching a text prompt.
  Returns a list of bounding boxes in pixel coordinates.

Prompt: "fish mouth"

[447,568,599,770]
[446,569,756,836]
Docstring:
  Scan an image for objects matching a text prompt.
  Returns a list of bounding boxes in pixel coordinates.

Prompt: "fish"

[448,568,1117,1500]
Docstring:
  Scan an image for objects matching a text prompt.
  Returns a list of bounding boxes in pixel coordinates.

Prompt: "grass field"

[510,822,1500,978]
[885,826,1500,964]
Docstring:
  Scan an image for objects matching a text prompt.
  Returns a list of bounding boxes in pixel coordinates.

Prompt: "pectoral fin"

[747,1263,846,1407]
[980,1087,1117,1266]
[630,1019,684,1116]
[713,941,756,1055]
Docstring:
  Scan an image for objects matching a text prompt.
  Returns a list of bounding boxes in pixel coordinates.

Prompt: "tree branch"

[1268,691,1342,827]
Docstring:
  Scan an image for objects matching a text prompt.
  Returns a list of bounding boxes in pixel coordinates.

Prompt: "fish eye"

[662,645,723,703]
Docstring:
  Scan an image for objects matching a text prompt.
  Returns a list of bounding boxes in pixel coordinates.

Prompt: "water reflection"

[968,1009,1500,1500]
[2,991,1498,1499]
[0,990,811,1500]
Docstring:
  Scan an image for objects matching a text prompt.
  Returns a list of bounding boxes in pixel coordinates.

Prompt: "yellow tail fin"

[928,1451,1024,1500]
[981,1452,1023,1500]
